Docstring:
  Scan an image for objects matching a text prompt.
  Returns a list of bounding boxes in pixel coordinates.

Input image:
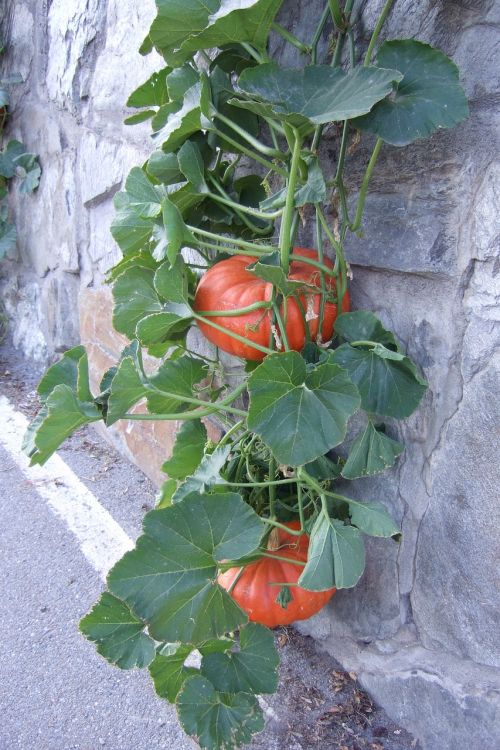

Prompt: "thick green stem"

[268,457,277,517]
[188,225,275,253]
[311,5,330,63]
[351,137,383,232]
[211,126,288,177]
[197,301,272,317]
[225,477,297,488]
[364,0,395,65]
[207,183,283,221]
[272,302,290,351]
[260,552,305,566]
[279,130,303,274]
[314,205,328,337]
[227,567,245,594]
[125,381,248,422]
[261,518,304,537]
[214,109,285,160]
[297,483,305,532]
[192,311,275,356]
[272,22,311,55]
[335,120,352,228]
[290,253,337,277]
[192,239,262,257]
[217,420,247,448]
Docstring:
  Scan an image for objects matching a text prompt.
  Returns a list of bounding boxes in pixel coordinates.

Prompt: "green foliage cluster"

[25,2,467,748]
[0,42,41,260]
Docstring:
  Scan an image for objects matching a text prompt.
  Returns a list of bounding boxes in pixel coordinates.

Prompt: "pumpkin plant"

[23,1,467,748]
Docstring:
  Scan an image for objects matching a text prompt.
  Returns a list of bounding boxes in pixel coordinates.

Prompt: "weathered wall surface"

[1,1,499,747]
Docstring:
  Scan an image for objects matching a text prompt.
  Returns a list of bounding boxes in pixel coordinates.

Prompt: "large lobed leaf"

[247,351,360,465]
[149,0,284,64]
[107,491,265,642]
[233,63,402,131]
[177,675,264,750]
[331,344,427,419]
[23,347,101,466]
[353,40,469,146]
[201,622,278,694]
[80,592,155,670]
[342,421,403,479]
[299,514,365,591]
[332,311,427,419]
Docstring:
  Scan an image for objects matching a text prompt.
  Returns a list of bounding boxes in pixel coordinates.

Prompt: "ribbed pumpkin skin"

[217,522,336,628]
[194,248,350,361]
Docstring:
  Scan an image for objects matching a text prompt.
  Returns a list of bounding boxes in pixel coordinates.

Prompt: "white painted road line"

[0,395,134,580]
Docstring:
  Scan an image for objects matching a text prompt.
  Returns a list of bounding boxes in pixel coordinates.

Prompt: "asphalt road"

[0,442,196,750]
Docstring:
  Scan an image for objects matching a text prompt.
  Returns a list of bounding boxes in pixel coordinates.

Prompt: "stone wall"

[1,1,499,747]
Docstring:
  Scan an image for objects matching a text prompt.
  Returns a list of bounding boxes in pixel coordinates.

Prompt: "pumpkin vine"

[24,1,467,748]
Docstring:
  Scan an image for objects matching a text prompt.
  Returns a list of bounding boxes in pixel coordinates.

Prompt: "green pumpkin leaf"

[37,345,94,403]
[14,152,41,194]
[23,384,101,466]
[162,420,208,480]
[111,191,155,256]
[106,251,159,284]
[154,197,193,264]
[247,352,360,466]
[172,446,230,502]
[112,266,163,339]
[149,643,197,703]
[201,622,279,694]
[156,479,178,509]
[154,257,191,304]
[177,140,209,194]
[106,356,147,426]
[304,454,341,481]
[0,218,17,258]
[124,110,156,125]
[334,310,400,349]
[0,140,26,179]
[353,40,469,146]
[166,65,199,101]
[198,638,234,655]
[330,345,427,419]
[122,167,163,219]
[147,355,208,414]
[348,500,400,538]
[153,81,208,152]
[247,252,304,297]
[147,151,183,185]
[107,491,265,642]
[294,154,327,206]
[149,0,284,65]
[233,63,402,131]
[177,675,264,750]
[126,67,171,108]
[299,514,365,591]
[80,592,155,670]
[136,306,191,347]
[342,421,403,479]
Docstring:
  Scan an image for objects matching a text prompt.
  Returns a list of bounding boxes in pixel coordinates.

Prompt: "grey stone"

[46,0,102,106]
[412,356,500,668]
[313,634,500,750]
[344,192,457,276]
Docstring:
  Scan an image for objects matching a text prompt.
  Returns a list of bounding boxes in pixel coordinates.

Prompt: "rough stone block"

[46,0,102,107]
[90,0,163,139]
[412,357,500,668]
[344,193,457,276]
